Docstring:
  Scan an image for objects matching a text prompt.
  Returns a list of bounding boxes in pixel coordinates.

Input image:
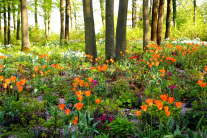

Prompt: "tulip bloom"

[75,116,78,121]
[141,105,148,112]
[78,96,83,102]
[0,76,3,81]
[74,103,84,111]
[18,86,23,91]
[73,120,77,125]
[10,76,16,83]
[136,110,141,116]
[65,109,71,115]
[165,110,171,117]
[87,77,93,83]
[79,80,84,87]
[164,106,169,112]
[146,99,153,106]
[4,79,10,84]
[167,97,175,104]
[59,104,66,111]
[84,91,91,97]
[95,99,101,104]
[156,102,163,110]
[160,94,168,102]
[176,102,182,108]
[76,91,82,97]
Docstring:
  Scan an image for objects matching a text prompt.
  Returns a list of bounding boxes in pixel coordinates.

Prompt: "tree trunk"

[35,0,38,26]
[0,4,1,38]
[8,1,11,44]
[115,0,128,61]
[172,0,176,27]
[194,0,196,26]
[44,0,48,41]
[12,0,17,38]
[132,0,136,28]
[21,0,30,52]
[69,1,72,29]
[4,2,8,46]
[151,0,158,43]
[143,0,149,50]
[73,1,77,30]
[105,0,114,59]
[65,0,70,44]
[134,0,137,27]
[83,0,97,61]
[17,0,21,40]
[165,0,171,39]
[100,0,105,27]
[60,0,65,45]
[157,0,165,46]
[149,0,152,19]
[48,14,51,38]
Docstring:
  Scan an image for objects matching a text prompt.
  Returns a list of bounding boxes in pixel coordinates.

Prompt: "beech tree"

[83,0,97,61]
[100,0,105,26]
[132,0,137,28]
[157,0,165,46]
[60,0,65,45]
[194,0,196,26]
[65,0,70,44]
[115,0,128,61]
[35,0,38,25]
[105,0,114,59]
[8,0,11,44]
[151,0,158,43]
[17,0,21,40]
[165,0,171,39]
[172,0,176,27]
[21,0,30,52]
[4,1,7,46]
[143,0,149,49]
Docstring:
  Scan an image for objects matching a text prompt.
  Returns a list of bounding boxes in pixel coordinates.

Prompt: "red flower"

[59,104,66,111]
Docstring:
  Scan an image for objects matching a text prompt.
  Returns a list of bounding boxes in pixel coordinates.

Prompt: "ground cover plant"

[0,38,206,137]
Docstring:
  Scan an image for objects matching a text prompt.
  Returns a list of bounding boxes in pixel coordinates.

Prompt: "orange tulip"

[59,104,66,111]
[74,77,79,83]
[60,67,63,70]
[84,91,91,97]
[4,79,10,84]
[76,91,82,97]
[78,96,83,102]
[95,99,101,104]
[73,120,77,125]
[65,109,71,115]
[146,99,153,106]
[16,81,21,87]
[164,106,169,112]
[167,97,175,104]
[32,74,35,77]
[0,65,4,69]
[90,67,95,70]
[0,76,3,81]
[10,76,16,83]
[165,110,171,117]
[156,102,163,110]
[136,110,141,116]
[10,85,13,89]
[160,94,168,102]
[18,86,23,91]
[72,88,76,91]
[73,83,78,88]
[3,83,7,88]
[20,79,26,85]
[42,65,46,69]
[87,77,93,83]
[155,100,162,105]
[74,103,84,111]
[79,80,84,87]
[75,116,78,121]
[85,83,89,87]
[176,102,182,108]
[141,105,148,112]
[34,66,39,73]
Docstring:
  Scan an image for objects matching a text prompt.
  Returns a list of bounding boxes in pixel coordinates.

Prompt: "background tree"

[194,0,196,26]
[115,0,128,61]
[17,0,21,40]
[151,0,158,43]
[0,3,1,38]
[132,0,137,28]
[165,0,171,39]
[157,0,165,46]
[12,0,17,38]
[48,0,52,38]
[8,0,11,44]
[70,0,72,29]
[172,0,176,27]
[60,0,65,45]
[65,0,70,44]
[35,0,38,26]
[143,0,149,49]
[100,0,105,27]
[105,0,114,59]
[21,0,30,52]
[72,1,77,30]
[4,1,7,46]
[83,0,97,61]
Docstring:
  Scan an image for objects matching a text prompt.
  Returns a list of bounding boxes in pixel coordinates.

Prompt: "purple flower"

[109,117,113,123]
[92,80,98,86]
[91,85,93,88]
[106,127,111,130]
[170,85,176,90]
[168,71,172,76]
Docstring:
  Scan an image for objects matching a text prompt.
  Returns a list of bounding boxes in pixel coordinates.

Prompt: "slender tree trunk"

[65,0,70,44]
[73,1,77,30]
[69,1,72,29]
[83,0,97,61]
[100,0,105,27]
[132,0,136,28]
[60,0,65,45]
[151,0,158,43]
[8,1,11,44]
[105,0,114,59]
[165,0,171,39]
[143,0,149,50]
[17,0,21,40]
[115,0,128,61]
[157,0,165,46]
[48,14,51,38]
[149,0,153,19]
[21,0,30,52]
[12,0,16,38]
[4,2,8,46]
[172,0,176,27]
[35,0,38,26]
[194,0,196,26]
[0,4,2,38]
[134,0,137,27]
[44,0,48,41]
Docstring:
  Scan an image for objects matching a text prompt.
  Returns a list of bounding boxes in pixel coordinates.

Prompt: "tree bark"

[165,0,171,39]
[100,0,105,27]
[194,0,196,26]
[12,0,17,38]
[60,0,65,45]
[83,0,97,61]
[44,0,48,41]
[65,0,70,44]
[143,0,149,50]
[0,4,1,38]
[8,1,11,44]
[73,1,77,30]
[105,0,114,59]
[35,0,38,26]
[151,0,158,43]
[132,0,136,28]
[115,0,128,61]
[157,0,165,46]
[17,0,21,40]
[172,0,176,27]
[69,1,72,29]
[21,0,30,52]
[4,2,8,46]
